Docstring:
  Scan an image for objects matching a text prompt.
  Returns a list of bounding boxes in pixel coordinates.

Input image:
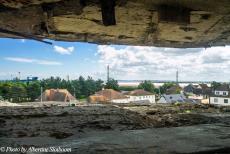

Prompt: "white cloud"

[20,39,26,43]
[97,45,230,81]
[5,57,62,66]
[53,45,74,55]
[5,57,34,63]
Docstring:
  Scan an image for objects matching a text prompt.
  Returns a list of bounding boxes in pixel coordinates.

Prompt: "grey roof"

[215,84,229,91]
[160,94,187,103]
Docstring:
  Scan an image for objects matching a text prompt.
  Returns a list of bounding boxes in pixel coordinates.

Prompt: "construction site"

[1,0,230,154]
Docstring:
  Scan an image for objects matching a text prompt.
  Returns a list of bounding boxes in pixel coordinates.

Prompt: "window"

[216,92,220,95]
[223,92,227,96]
[224,99,228,104]
[214,98,218,103]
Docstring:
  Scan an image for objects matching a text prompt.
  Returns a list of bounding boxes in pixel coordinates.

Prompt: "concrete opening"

[158,5,191,24]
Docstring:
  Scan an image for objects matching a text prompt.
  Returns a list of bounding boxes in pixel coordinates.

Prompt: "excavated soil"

[0,103,230,153]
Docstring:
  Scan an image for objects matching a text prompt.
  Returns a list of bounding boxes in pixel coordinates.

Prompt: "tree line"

[1,75,219,103]
[0,76,104,103]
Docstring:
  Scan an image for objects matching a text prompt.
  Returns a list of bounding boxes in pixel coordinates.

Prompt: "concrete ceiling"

[1,0,230,48]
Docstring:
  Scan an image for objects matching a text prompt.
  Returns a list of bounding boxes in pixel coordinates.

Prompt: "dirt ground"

[0,103,230,153]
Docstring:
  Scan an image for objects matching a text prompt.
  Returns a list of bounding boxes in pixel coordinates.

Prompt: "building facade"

[125,89,155,103]
[89,89,155,104]
[209,84,230,106]
[89,89,130,104]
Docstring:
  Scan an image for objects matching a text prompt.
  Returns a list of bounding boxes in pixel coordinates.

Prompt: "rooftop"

[125,89,154,96]
[94,89,128,100]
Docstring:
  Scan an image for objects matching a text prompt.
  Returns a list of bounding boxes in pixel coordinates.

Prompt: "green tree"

[27,81,40,101]
[78,76,87,98]
[85,76,96,96]
[119,86,138,91]
[159,82,176,94]
[105,78,119,91]
[95,79,104,91]
[10,83,27,103]
[0,76,108,102]
[138,80,155,93]
[211,81,221,90]
[0,82,12,100]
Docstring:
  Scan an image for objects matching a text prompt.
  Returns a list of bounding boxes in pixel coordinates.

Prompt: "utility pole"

[176,69,179,85]
[73,86,76,98]
[18,72,21,80]
[107,65,110,82]
[40,86,43,103]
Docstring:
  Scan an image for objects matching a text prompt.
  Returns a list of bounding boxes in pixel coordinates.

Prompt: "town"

[1,74,230,153]
[0,73,229,106]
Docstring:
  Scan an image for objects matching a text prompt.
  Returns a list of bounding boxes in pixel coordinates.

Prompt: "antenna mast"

[107,65,110,82]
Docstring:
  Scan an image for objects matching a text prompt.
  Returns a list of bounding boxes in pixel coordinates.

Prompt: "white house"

[210,84,230,106]
[89,89,155,104]
[89,89,130,104]
[125,89,155,103]
[111,97,130,104]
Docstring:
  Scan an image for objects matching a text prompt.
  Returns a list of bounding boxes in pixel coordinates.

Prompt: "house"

[210,84,230,106]
[184,84,201,94]
[184,84,211,99]
[89,89,130,104]
[124,89,155,103]
[89,89,156,104]
[158,94,196,104]
[37,89,76,102]
[166,85,182,94]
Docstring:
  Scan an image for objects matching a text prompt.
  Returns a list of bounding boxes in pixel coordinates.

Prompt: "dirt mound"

[0,104,226,139]
[1,104,230,154]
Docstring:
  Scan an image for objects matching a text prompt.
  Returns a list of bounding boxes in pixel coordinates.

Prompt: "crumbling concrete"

[1,104,230,153]
[1,0,230,47]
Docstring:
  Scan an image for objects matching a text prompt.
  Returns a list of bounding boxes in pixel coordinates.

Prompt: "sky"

[1,38,230,82]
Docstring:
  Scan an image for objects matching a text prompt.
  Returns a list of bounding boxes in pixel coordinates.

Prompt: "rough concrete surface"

[1,103,230,153]
[1,0,230,47]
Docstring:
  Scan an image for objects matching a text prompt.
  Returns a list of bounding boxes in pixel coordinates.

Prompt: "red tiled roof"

[95,89,128,100]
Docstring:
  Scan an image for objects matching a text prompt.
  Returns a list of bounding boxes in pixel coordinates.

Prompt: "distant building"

[158,94,196,104]
[89,89,155,104]
[37,89,76,102]
[166,85,182,94]
[89,89,130,104]
[124,89,155,103]
[184,84,200,94]
[13,76,38,82]
[210,84,230,106]
[184,84,211,99]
